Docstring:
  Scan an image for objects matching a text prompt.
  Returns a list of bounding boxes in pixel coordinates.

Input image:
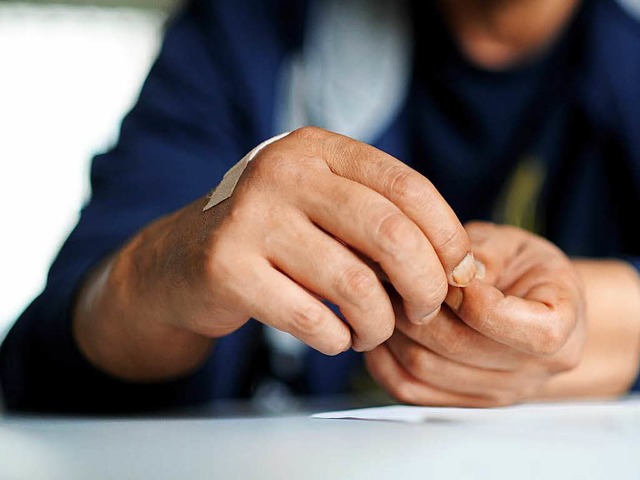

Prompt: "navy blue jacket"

[2,0,640,413]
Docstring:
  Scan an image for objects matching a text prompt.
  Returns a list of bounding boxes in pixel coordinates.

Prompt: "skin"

[72,0,640,404]
[537,260,640,399]
[366,223,640,406]
[439,0,582,69]
[73,127,476,381]
[364,0,640,405]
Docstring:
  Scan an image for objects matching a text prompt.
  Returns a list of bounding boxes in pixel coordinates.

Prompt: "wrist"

[73,214,214,383]
[538,258,640,398]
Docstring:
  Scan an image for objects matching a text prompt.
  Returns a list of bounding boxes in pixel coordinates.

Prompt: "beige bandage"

[203,132,291,211]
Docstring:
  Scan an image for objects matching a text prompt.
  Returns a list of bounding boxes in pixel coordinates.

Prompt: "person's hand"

[74,127,476,380]
[365,222,586,407]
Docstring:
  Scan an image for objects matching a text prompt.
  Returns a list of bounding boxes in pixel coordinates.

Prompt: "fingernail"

[452,252,476,287]
[416,306,441,325]
[474,259,486,281]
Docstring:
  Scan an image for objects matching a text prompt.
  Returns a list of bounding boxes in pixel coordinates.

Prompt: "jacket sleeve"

[0,0,292,413]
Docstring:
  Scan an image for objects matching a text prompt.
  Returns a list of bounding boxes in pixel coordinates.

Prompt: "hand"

[74,127,475,380]
[365,222,587,407]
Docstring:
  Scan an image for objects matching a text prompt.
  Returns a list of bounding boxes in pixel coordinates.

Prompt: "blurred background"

[0,0,180,339]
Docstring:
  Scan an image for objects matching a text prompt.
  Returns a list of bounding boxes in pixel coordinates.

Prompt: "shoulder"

[151,0,308,140]
[187,0,307,50]
[611,0,640,26]
[585,1,640,160]
[595,0,640,40]
[590,0,640,50]
[577,0,640,125]
[587,0,640,85]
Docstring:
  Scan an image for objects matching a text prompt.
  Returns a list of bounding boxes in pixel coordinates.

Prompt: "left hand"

[365,222,587,407]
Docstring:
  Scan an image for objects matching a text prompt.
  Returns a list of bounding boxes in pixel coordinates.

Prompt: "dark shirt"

[2,0,640,413]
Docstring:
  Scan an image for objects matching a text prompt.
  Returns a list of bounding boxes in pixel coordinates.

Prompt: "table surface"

[1,397,639,480]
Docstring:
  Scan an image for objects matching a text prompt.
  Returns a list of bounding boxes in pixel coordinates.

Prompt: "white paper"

[312,397,640,423]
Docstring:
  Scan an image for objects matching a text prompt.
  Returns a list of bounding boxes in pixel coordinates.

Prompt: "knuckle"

[335,264,379,303]
[359,320,395,350]
[435,224,469,258]
[486,393,520,408]
[383,168,470,257]
[489,380,532,406]
[405,349,430,378]
[330,134,359,161]
[389,380,416,405]
[383,167,445,216]
[480,382,528,407]
[365,352,417,405]
[250,152,304,185]
[290,125,327,143]
[433,322,468,358]
[423,274,449,311]
[509,381,541,404]
[384,167,424,203]
[379,318,395,343]
[407,274,448,320]
[290,303,326,337]
[323,336,351,357]
[517,383,541,400]
[357,317,394,349]
[373,209,421,258]
[535,317,571,356]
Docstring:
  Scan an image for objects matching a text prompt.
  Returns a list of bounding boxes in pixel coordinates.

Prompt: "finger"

[456,222,583,355]
[447,280,579,356]
[365,345,511,407]
[282,127,476,287]
[395,302,524,371]
[265,212,394,352]
[385,331,537,401]
[300,170,448,324]
[245,259,353,356]
[461,221,505,286]
[464,221,578,293]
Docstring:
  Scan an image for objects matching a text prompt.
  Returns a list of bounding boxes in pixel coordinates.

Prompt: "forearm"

[538,259,640,399]
[73,210,214,383]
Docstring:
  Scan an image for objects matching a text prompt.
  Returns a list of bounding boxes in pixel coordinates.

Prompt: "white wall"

[0,3,166,338]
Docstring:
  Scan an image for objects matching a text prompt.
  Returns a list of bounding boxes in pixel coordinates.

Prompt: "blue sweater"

[2,0,640,412]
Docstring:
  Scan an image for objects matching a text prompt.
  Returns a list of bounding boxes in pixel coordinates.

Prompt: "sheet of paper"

[312,397,640,423]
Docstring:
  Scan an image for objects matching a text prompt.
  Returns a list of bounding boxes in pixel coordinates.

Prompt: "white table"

[1,398,639,480]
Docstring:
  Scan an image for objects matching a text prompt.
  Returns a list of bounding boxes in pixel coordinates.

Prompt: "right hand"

[75,127,475,379]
